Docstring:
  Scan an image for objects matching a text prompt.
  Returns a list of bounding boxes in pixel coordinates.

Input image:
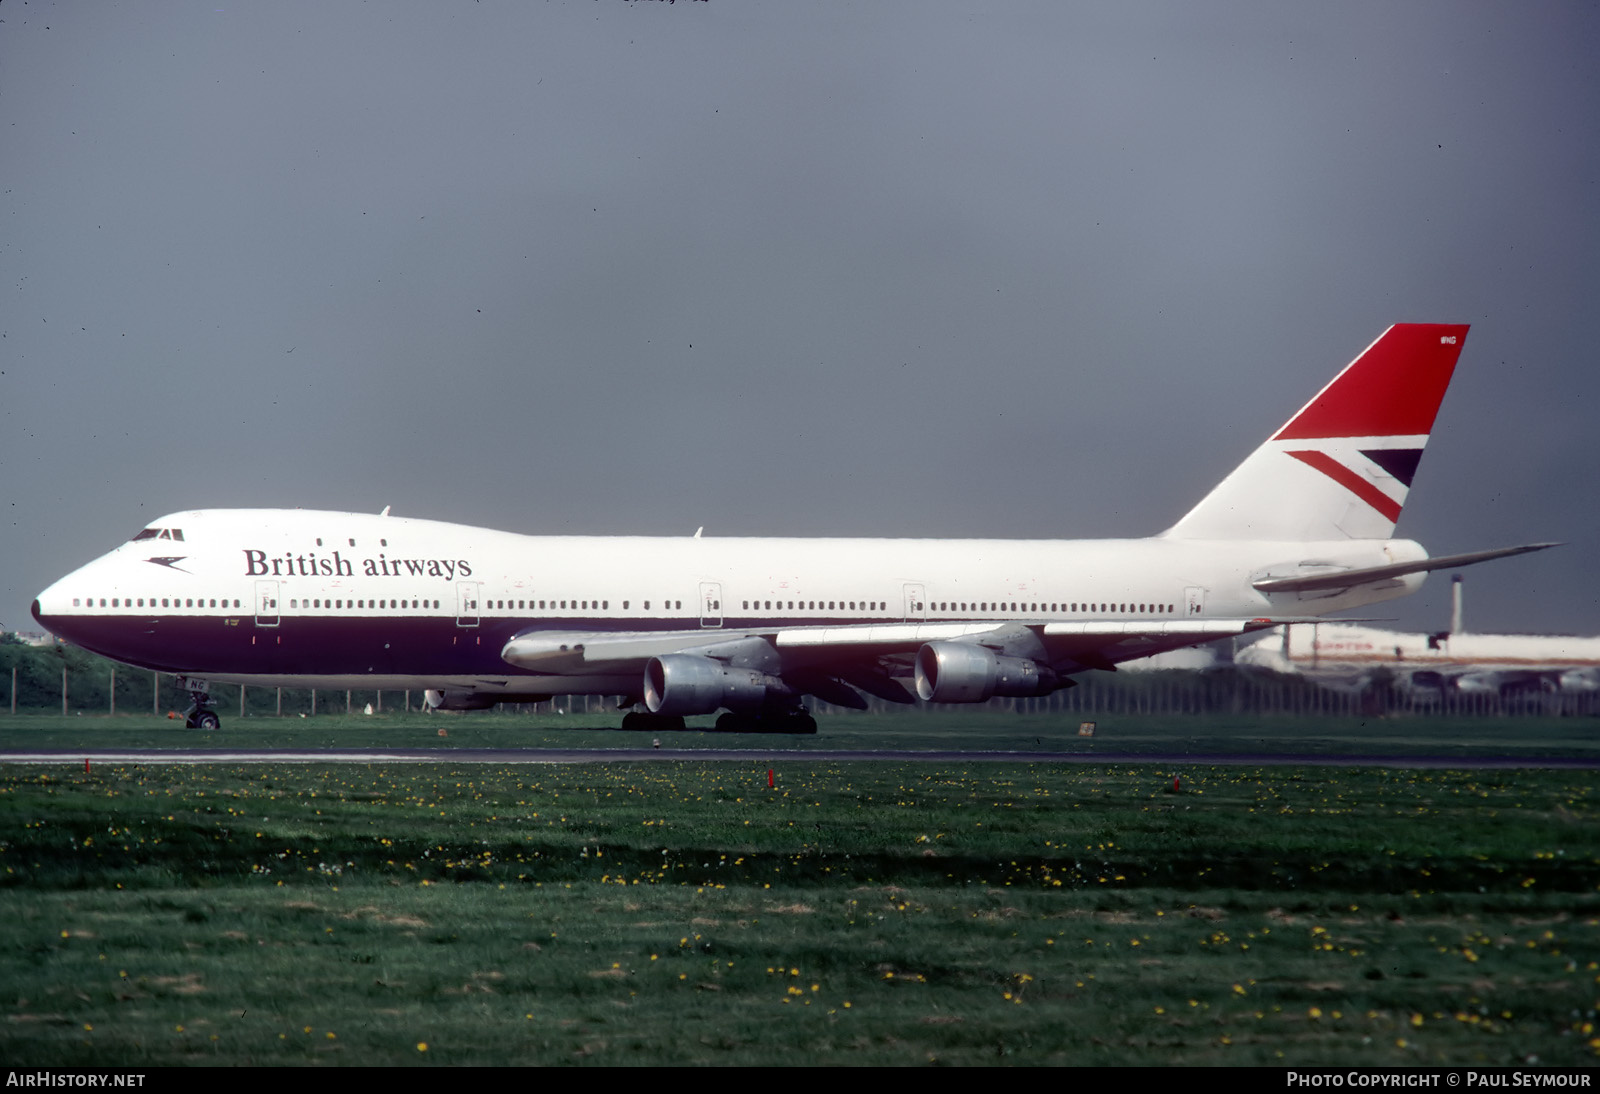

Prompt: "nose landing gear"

[175,676,221,730]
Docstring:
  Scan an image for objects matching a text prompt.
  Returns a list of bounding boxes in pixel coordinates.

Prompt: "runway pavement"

[3,747,1598,768]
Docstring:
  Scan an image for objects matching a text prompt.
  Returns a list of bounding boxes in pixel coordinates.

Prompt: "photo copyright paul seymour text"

[1287,1075,1591,1088]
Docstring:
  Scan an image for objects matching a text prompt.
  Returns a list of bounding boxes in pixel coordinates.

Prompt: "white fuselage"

[34,509,1425,695]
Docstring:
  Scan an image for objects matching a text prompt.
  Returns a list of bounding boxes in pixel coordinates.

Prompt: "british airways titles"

[243,550,474,581]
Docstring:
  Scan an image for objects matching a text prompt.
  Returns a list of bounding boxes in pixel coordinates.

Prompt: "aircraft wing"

[500,617,1281,705]
[1416,667,1597,697]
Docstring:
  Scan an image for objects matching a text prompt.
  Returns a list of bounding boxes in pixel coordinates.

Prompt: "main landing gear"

[619,708,817,735]
[714,710,817,735]
[621,711,685,733]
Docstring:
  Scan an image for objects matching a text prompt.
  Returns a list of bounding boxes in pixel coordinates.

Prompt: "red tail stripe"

[1286,450,1403,523]
[1274,324,1468,440]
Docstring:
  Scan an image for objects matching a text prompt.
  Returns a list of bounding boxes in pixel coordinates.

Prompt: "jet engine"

[1453,673,1504,696]
[914,641,1058,703]
[423,689,499,711]
[1560,668,1600,693]
[643,654,790,717]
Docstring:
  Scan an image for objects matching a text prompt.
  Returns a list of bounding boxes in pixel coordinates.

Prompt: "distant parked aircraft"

[1237,577,1598,701]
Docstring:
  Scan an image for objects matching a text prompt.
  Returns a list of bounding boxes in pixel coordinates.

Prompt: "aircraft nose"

[32,598,42,625]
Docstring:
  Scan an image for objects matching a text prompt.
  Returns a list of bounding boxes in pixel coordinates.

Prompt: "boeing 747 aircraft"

[32,324,1554,732]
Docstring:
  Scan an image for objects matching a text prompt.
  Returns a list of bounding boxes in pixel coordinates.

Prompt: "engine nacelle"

[1560,668,1600,694]
[424,689,500,711]
[1405,670,1447,692]
[1453,673,1503,696]
[914,641,1057,703]
[643,654,785,716]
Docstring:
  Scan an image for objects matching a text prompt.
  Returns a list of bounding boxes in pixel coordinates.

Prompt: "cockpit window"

[131,528,185,542]
[132,528,160,541]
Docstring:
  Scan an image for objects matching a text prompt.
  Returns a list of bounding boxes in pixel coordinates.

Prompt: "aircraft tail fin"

[1163,323,1469,541]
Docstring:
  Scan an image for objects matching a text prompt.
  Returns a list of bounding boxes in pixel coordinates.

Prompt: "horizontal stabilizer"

[1252,542,1560,594]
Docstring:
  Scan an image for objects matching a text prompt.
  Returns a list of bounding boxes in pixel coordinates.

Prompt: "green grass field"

[2,745,1597,1065]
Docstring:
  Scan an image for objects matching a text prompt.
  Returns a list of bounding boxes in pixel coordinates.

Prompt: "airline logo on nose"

[144,556,191,572]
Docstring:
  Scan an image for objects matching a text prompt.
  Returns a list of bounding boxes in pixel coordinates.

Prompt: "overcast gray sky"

[4,1,1597,637]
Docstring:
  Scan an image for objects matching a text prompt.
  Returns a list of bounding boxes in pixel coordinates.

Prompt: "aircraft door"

[255,580,280,627]
[903,583,926,622]
[457,581,481,628]
[699,582,723,628]
[1185,586,1206,616]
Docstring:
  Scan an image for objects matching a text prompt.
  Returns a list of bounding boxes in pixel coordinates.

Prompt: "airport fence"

[5,636,1595,720]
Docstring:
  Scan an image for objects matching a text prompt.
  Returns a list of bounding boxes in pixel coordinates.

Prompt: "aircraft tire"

[195,711,221,731]
[622,711,685,733]
[714,711,817,735]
